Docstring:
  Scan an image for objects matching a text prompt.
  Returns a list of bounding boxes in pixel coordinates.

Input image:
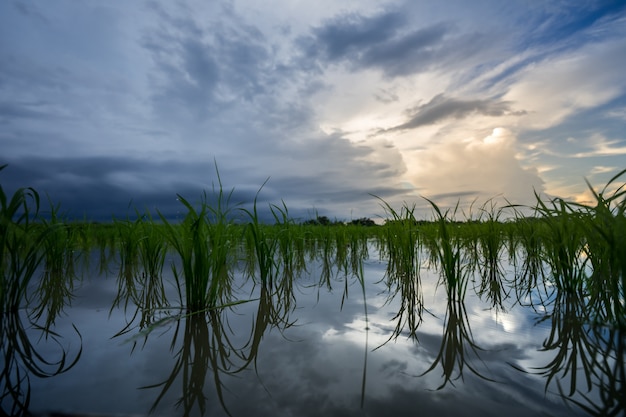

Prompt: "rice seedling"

[1,166,46,314]
[471,200,509,311]
[506,170,626,410]
[240,180,278,286]
[111,216,142,312]
[239,186,303,333]
[158,169,237,312]
[0,165,81,416]
[135,217,169,313]
[313,225,337,291]
[508,213,549,307]
[374,198,424,343]
[423,198,463,290]
[112,214,170,337]
[29,201,79,331]
[533,195,588,297]
[419,198,492,388]
[267,201,308,319]
[574,169,626,327]
[70,221,118,276]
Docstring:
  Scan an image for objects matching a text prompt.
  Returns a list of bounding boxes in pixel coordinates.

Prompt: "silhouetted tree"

[348,217,376,227]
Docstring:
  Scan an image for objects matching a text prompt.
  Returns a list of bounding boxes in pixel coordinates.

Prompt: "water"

[4,245,620,416]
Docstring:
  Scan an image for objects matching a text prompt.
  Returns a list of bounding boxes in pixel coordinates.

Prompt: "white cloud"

[404,128,544,208]
[573,134,626,157]
[504,37,626,129]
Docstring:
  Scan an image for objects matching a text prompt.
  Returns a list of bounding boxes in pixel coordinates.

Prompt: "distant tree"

[317,215,331,225]
[348,217,376,227]
[302,215,344,226]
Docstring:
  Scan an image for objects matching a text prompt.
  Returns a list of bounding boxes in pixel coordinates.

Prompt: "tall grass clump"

[535,195,587,295]
[0,165,46,313]
[0,165,81,416]
[241,180,278,286]
[576,169,626,327]
[135,216,169,309]
[375,198,424,342]
[420,198,492,388]
[159,175,236,312]
[240,186,299,328]
[111,213,170,335]
[30,201,80,330]
[515,171,626,405]
[469,200,509,311]
[111,216,142,311]
[270,200,307,279]
[509,214,549,307]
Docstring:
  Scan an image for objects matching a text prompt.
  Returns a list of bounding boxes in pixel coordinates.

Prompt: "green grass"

[375,198,424,343]
[0,165,82,415]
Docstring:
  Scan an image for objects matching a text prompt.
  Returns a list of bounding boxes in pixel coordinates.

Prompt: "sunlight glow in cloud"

[406,128,544,207]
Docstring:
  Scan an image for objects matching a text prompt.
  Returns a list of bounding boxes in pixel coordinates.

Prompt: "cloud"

[385,94,520,132]
[143,7,273,120]
[405,128,544,210]
[572,134,626,157]
[2,0,625,224]
[515,1,626,51]
[305,10,406,61]
[1,125,408,222]
[503,34,626,129]
[300,8,496,78]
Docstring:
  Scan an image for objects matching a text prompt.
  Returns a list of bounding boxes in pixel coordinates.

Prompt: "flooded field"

[6,242,620,417]
[3,169,625,416]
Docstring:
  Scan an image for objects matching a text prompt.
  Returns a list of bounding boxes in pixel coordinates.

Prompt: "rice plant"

[30,201,79,331]
[511,170,626,409]
[471,200,509,311]
[420,198,492,388]
[135,217,169,313]
[158,171,236,312]
[576,169,626,327]
[509,213,549,308]
[375,198,424,343]
[111,216,142,312]
[240,179,278,286]
[112,213,170,337]
[0,165,81,416]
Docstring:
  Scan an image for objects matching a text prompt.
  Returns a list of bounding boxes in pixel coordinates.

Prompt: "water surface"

[7,245,618,416]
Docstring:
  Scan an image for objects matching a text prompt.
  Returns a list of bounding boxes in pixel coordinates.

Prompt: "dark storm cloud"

[0,101,58,121]
[0,156,246,221]
[0,55,73,97]
[386,94,518,131]
[0,150,405,222]
[299,9,487,78]
[306,11,406,61]
[357,22,450,75]
[143,5,273,120]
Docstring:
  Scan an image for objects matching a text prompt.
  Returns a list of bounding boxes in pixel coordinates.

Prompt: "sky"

[2,0,626,222]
